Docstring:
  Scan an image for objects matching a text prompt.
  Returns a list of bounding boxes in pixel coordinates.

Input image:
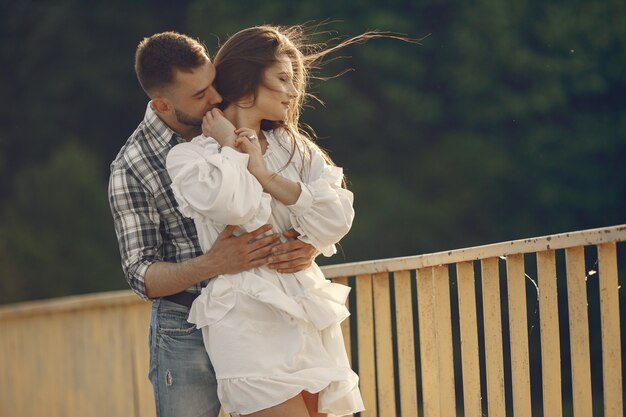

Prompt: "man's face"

[167,60,222,126]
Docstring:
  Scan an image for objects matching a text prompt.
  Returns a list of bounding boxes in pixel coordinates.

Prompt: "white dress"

[165,128,364,417]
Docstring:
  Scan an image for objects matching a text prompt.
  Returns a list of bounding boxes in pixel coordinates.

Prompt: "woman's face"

[253,54,297,122]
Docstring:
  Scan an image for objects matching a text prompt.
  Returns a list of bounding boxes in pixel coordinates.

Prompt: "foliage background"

[2,0,623,302]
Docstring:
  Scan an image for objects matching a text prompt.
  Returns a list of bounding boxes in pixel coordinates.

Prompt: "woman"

[166,25,370,417]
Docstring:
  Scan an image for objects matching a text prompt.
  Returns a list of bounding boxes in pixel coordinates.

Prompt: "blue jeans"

[149,298,221,417]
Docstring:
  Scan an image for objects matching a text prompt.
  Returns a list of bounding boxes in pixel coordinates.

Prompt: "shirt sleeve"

[108,164,162,300]
[165,137,271,231]
[286,144,355,256]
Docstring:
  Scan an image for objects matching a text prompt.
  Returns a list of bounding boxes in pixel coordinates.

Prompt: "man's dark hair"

[135,31,208,94]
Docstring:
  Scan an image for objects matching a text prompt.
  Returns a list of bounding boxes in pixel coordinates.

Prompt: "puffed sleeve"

[165,136,271,231]
[286,144,355,256]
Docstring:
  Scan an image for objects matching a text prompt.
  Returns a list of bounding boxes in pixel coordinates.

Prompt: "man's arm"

[144,224,279,298]
[109,162,278,299]
[111,166,317,301]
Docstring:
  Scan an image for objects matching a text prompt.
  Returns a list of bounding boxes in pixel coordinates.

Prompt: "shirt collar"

[143,102,185,148]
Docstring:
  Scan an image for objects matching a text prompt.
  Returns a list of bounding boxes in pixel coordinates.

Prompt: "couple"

[109,26,364,417]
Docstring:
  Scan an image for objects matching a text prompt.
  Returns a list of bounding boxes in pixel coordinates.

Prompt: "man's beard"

[175,108,202,127]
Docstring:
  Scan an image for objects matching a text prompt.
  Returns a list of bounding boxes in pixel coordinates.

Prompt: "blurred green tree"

[0,0,623,301]
[0,142,124,303]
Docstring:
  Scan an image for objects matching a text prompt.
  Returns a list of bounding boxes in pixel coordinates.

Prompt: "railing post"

[456,261,482,417]
[393,270,418,417]
[565,246,593,417]
[537,250,563,417]
[373,272,396,417]
[481,257,506,417]
[433,265,456,416]
[417,267,440,417]
[598,243,624,417]
[506,254,532,417]
[357,274,377,417]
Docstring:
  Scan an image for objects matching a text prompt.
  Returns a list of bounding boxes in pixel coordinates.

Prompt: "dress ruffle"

[218,367,364,416]
[187,269,362,416]
[188,268,350,331]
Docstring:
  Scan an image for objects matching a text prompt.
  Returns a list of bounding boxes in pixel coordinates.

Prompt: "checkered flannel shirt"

[108,103,207,300]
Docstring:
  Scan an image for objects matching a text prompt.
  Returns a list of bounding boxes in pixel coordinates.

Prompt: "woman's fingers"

[235,132,262,154]
[234,128,259,143]
[234,135,251,151]
[234,127,255,135]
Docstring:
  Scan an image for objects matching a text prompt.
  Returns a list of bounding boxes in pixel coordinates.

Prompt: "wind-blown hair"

[213,25,404,176]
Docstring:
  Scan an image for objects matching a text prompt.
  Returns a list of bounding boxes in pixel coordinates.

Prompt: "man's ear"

[151,96,172,114]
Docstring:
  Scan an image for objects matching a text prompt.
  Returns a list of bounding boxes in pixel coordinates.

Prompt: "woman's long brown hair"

[214,25,414,179]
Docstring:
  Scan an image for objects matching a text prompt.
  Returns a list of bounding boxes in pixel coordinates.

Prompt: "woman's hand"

[234,128,267,177]
[201,108,237,148]
[234,129,301,205]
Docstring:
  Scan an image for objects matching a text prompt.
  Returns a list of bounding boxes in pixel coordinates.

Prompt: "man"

[108,31,318,417]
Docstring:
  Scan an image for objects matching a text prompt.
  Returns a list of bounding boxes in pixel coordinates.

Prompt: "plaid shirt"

[108,103,207,300]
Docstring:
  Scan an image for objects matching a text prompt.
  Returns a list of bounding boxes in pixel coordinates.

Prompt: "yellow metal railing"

[1,225,624,417]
